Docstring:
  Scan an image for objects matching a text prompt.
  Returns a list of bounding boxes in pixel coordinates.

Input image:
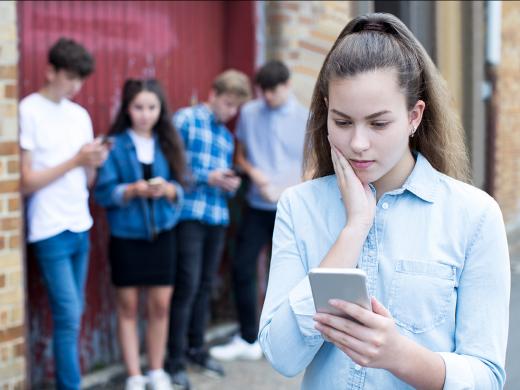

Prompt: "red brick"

[0,325,23,343]
[299,41,329,55]
[0,65,17,79]
[0,274,5,288]
[14,341,24,357]
[7,160,18,175]
[5,84,17,99]
[0,217,20,231]
[0,142,18,155]
[7,196,19,212]
[8,234,19,249]
[14,380,25,390]
[0,179,19,193]
[0,236,5,250]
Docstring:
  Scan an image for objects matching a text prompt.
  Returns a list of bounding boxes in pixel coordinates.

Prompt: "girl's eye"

[334,120,352,127]
[372,122,389,129]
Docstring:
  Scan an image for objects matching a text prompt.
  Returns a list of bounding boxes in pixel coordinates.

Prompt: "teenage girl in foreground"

[259,13,510,390]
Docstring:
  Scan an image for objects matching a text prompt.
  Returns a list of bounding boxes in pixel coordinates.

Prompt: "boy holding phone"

[210,60,308,362]
[166,70,252,389]
[19,37,108,389]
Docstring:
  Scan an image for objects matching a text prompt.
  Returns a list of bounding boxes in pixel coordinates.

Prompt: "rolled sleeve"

[112,183,130,207]
[438,352,474,389]
[259,190,323,377]
[288,276,322,341]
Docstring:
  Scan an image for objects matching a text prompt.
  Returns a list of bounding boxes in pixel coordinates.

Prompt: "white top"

[19,93,94,243]
[128,129,154,164]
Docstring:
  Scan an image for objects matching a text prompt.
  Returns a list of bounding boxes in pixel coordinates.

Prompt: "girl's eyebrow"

[331,108,391,120]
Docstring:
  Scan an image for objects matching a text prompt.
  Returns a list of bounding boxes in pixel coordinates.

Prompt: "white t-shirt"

[128,129,154,164]
[19,93,94,243]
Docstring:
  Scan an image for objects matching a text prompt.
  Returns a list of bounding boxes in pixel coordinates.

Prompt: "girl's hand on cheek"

[329,138,375,232]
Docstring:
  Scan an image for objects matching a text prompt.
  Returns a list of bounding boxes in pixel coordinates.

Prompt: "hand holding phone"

[309,268,371,318]
[147,177,164,187]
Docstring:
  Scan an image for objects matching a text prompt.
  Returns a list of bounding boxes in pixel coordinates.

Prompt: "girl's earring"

[410,126,416,138]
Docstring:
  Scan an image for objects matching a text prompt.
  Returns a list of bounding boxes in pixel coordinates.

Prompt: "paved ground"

[85,358,301,390]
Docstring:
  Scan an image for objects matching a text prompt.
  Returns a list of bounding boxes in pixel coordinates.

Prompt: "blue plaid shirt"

[174,104,234,226]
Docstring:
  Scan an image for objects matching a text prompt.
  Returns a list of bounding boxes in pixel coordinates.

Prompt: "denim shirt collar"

[400,152,439,203]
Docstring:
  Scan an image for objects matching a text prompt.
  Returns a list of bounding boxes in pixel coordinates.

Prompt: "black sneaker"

[168,363,191,390]
[186,347,225,378]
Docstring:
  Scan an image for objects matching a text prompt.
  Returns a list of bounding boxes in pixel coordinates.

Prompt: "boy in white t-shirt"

[19,37,108,390]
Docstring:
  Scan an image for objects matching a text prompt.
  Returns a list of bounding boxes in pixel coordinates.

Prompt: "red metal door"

[17,1,254,385]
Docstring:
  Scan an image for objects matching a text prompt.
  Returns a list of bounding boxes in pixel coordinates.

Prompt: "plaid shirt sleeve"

[174,109,210,185]
[174,106,234,225]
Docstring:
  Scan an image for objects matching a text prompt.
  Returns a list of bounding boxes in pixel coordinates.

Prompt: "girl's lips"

[350,159,375,169]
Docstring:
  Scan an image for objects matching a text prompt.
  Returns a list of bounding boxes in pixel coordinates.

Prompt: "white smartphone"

[309,268,371,317]
[147,177,163,187]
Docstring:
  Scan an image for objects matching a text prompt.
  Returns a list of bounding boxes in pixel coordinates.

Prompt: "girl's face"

[327,68,424,195]
[128,90,161,134]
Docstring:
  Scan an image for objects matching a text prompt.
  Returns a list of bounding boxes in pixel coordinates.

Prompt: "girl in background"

[95,79,185,390]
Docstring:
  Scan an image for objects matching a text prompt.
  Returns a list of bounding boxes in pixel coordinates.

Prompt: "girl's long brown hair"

[110,79,186,184]
[304,13,470,182]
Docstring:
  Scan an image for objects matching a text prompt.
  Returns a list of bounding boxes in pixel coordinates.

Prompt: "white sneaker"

[124,375,148,390]
[209,335,263,361]
[147,369,173,390]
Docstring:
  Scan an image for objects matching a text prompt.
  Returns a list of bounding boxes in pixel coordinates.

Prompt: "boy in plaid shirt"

[167,70,251,389]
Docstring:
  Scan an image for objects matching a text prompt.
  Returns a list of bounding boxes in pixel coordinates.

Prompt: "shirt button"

[381,202,389,210]
[354,364,362,371]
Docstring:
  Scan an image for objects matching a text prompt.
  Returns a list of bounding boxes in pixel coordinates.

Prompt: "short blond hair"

[212,69,252,102]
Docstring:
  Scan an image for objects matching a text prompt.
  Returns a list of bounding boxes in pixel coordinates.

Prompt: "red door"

[17,1,255,385]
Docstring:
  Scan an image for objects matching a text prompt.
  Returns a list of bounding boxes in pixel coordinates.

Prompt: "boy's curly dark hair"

[48,37,94,78]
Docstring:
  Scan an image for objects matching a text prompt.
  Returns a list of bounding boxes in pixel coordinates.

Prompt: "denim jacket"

[259,153,510,390]
[94,131,184,240]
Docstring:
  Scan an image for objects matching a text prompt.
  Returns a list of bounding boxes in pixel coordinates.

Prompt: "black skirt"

[109,228,177,287]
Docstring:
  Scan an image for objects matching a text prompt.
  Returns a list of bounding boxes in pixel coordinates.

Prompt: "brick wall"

[0,1,26,388]
[263,1,352,107]
[494,2,520,255]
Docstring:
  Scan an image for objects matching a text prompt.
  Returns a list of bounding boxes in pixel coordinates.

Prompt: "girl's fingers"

[338,344,369,368]
[315,322,367,357]
[315,313,371,342]
[331,149,348,192]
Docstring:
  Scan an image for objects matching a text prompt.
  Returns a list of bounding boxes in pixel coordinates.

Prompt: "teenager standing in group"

[165,70,251,390]
[210,61,308,362]
[259,13,510,389]
[95,79,185,390]
[20,38,109,390]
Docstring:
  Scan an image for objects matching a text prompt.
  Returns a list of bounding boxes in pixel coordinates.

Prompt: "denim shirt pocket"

[388,260,457,333]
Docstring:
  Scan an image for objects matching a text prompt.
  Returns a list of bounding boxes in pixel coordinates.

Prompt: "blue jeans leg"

[32,230,90,390]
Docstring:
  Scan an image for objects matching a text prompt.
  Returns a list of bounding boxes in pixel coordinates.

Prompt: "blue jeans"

[32,230,90,390]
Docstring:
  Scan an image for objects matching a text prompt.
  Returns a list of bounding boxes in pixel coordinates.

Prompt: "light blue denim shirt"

[259,153,510,390]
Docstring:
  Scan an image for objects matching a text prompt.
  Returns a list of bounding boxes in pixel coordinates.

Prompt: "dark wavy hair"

[109,79,186,184]
[48,37,94,77]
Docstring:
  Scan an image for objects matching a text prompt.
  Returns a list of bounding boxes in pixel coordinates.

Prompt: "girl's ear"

[324,97,329,107]
[409,99,425,129]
